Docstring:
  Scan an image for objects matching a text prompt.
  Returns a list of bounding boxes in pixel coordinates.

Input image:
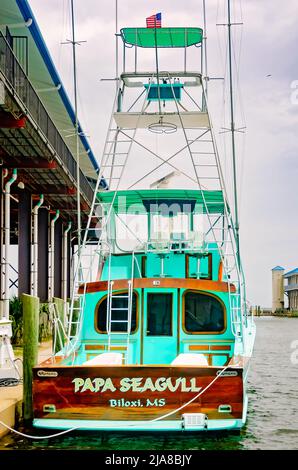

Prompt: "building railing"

[0,31,94,204]
[284,284,298,292]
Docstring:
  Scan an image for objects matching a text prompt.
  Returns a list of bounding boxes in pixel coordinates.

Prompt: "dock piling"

[53,296,65,354]
[22,293,39,422]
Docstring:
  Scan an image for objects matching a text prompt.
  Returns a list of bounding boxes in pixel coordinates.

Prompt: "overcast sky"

[28,0,298,307]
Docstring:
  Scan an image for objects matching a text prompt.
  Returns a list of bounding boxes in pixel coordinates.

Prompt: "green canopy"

[120,27,203,48]
[97,189,225,214]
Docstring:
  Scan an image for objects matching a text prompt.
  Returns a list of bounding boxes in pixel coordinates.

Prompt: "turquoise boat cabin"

[67,189,238,366]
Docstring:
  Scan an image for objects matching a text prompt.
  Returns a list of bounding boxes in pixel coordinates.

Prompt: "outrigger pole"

[227,0,240,265]
[70,0,81,251]
[115,0,119,89]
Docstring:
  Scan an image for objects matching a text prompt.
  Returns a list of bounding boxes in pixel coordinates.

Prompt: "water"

[1,318,298,450]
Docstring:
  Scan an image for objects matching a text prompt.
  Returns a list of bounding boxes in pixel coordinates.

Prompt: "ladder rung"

[111,307,129,311]
[107,331,130,335]
[110,320,129,323]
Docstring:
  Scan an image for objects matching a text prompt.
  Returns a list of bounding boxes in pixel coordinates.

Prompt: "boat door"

[142,289,178,364]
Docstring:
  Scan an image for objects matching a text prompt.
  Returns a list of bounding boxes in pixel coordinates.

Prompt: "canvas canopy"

[120,27,203,48]
[97,189,226,214]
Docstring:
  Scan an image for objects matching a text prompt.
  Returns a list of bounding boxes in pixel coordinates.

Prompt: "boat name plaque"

[37,370,58,378]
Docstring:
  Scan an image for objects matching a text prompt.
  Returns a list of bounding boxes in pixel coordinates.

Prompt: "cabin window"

[147,293,172,336]
[183,291,225,333]
[96,292,137,333]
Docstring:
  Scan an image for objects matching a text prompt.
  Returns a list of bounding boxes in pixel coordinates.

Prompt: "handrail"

[0,31,94,204]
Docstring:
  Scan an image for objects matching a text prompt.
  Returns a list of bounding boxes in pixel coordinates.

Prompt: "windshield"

[114,213,148,252]
[150,212,190,241]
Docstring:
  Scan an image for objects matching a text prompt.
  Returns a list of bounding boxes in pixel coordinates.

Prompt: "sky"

[27,0,298,307]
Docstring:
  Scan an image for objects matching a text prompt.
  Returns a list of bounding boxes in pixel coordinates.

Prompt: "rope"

[0,378,21,387]
[151,364,230,422]
[0,421,80,440]
[0,364,231,438]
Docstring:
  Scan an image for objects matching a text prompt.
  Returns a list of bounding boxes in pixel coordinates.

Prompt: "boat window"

[115,213,148,252]
[150,212,190,242]
[96,292,137,333]
[183,292,225,333]
[147,293,172,336]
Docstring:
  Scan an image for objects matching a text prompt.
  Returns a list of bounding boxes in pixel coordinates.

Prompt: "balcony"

[0,31,94,205]
[284,284,298,292]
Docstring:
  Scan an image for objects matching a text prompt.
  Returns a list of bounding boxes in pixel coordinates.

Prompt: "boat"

[32,5,256,432]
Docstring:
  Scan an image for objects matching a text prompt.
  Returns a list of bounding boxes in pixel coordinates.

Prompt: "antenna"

[227,0,240,264]
[115,0,119,91]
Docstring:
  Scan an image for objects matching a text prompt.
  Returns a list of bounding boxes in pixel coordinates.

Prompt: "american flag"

[146,13,162,28]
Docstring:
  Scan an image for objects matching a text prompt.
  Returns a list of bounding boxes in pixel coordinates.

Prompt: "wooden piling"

[53,297,65,354]
[22,293,39,422]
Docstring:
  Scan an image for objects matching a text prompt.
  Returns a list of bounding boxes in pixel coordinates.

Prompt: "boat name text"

[72,377,202,394]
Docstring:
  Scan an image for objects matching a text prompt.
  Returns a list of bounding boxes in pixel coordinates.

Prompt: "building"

[284,268,298,311]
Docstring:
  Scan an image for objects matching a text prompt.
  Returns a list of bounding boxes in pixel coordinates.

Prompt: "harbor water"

[0,317,297,450]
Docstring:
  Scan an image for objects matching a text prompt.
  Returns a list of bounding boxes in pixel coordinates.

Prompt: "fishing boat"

[32,5,256,432]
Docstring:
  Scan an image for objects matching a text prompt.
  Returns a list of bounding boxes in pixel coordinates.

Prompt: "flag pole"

[153,15,162,115]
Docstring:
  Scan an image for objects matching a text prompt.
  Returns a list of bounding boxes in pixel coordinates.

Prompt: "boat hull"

[33,362,246,432]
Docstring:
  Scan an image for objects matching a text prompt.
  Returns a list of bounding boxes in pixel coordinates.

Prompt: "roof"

[97,189,225,214]
[120,27,203,48]
[272,266,285,271]
[284,268,298,278]
[0,0,99,180]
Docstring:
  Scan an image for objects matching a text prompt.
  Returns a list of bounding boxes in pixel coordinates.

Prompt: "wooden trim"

[210,345,231,351]
[86,353,101,361]
[189,344,231,351]
[218,261,223,281]
[79,277,236,294]
[181,338,234,344]
[85,344,105,351]
[189,344,209,351]
[181,290,227,335]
